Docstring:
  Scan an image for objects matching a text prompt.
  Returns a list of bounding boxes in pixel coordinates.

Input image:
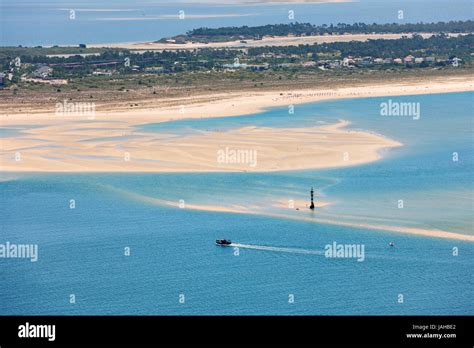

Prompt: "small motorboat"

[215,239,232,246]
[389,242,395,247]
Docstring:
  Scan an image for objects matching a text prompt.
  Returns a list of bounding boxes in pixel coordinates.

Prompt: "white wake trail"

[231,243,323,255]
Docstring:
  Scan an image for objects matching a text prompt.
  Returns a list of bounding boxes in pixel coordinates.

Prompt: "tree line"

[179,21,474,42]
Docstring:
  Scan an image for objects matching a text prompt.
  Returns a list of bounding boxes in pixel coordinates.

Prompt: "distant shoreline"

[1,75,472,172]
[2,76,472,241]
[88,32,466,51]
[2,74,472,123]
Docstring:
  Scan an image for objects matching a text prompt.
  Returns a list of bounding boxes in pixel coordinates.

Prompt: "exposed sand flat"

[95,13,259,21]
[203,210,474,242]
[0,120,401,172]
[180,204,474,242]
[0,77,471,242]
[288,214,474,242]
[256,212,474,242]
[1,76,471,174]
[89,33,465,51]
[1,76,472,124]
[109,187,474,242]
[272,199,331,209]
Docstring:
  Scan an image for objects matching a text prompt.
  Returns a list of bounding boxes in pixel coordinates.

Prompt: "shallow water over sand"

[1,92,473,314]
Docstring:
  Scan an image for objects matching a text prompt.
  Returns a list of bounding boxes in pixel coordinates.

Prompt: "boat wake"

[230,243,323,255]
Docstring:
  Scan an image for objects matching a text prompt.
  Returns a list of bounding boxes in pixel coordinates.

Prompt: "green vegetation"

[161,20,474,43]
[2,34,472,79]
[1,21,472,98]
[249,34,474,60]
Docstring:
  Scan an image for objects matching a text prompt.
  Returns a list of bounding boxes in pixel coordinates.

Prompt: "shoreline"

[0,120,402,172]
[0,75,471,173]
[114,187,474,242]
[88,32,466,51]
[1,75,472,125]
[1,77,472,241]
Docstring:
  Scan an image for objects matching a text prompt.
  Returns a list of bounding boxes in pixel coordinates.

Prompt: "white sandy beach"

[2,76,472,125]
[89,33,465,51]
[1,75,473,241]
[1,76,472,173]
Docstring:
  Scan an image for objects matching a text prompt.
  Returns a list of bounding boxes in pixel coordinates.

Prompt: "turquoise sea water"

[0,92,473,315]
[1,0,473,46]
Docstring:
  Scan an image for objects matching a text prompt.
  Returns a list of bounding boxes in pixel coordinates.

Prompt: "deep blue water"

[1,0,473,46]
[1,180,472,315]
[0,92,473,315]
